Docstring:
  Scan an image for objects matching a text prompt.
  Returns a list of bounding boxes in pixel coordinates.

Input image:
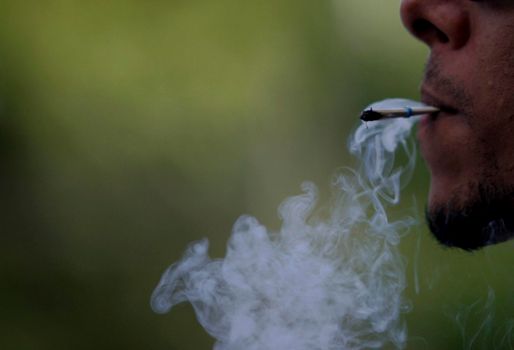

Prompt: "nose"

[400,0,471,51]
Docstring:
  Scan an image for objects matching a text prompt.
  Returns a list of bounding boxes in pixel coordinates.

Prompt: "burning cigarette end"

[360,98,439,122]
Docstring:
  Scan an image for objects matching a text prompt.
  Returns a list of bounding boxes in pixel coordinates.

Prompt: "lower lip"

[417,110,458,141]
[417,112,442,141]
[418,113,436,129]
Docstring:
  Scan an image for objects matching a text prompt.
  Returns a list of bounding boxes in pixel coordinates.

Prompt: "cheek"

[465,42,514,171]
[470,85,514,172]
[471,30,514,130]
[425,17,514,206]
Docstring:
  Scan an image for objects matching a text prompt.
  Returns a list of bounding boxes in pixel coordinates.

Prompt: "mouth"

[417,86,462,148]
[420,87,459,119]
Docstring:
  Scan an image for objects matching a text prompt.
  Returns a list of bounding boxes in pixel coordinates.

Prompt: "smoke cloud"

[152,99,420,350]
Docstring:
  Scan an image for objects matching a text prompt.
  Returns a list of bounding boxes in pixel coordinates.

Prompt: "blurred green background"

[2,1,514,349]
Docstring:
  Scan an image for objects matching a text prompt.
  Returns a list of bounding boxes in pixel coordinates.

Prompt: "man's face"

[400,0,514,250]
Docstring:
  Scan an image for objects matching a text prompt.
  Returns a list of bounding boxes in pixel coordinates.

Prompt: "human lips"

[417,86,464,164]
[418,87,460,131]
[420,88,459,119]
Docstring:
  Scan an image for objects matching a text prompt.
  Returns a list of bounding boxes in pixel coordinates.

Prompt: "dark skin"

[400,0,514,250]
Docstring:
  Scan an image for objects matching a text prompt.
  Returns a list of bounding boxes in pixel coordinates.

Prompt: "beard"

[422,56,514,251]
[426,183,514,251]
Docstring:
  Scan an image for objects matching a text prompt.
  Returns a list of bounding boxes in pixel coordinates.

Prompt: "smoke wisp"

[152,99,420,350]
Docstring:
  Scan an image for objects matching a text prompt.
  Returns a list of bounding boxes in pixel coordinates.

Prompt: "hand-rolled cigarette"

[360,106,439,122]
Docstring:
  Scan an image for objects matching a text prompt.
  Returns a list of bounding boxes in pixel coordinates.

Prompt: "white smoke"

[152,99,421,350]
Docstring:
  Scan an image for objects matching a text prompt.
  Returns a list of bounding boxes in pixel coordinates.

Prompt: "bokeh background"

[2,1,514,349]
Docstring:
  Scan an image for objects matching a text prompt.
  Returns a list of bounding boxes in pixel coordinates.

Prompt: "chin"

[426,181,514,251]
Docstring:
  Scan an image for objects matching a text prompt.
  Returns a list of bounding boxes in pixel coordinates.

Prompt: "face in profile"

[400,1,514,250]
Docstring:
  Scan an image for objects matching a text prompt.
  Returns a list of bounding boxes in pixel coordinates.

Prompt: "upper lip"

[420,86,459,115]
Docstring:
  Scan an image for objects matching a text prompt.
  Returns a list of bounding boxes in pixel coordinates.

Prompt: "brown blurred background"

[1,1,514,349]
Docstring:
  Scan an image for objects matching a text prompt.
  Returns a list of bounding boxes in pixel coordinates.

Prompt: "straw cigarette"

[360,106,439,122]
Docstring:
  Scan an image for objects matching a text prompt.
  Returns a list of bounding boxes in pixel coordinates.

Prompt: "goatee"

[426,184,514,251]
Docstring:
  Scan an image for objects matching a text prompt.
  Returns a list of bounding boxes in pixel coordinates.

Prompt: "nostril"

[412,19,449,45]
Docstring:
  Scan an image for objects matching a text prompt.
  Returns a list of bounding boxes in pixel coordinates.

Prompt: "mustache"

[423,58,473,116]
